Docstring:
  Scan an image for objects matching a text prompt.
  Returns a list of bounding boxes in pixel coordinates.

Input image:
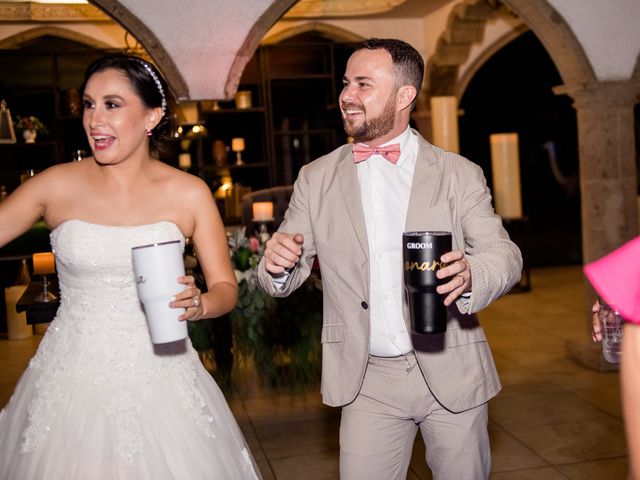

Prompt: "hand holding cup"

[169,275,203,321]
[436,249,472,306]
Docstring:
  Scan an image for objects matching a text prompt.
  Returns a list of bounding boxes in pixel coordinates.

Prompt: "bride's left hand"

[170,275,203,321]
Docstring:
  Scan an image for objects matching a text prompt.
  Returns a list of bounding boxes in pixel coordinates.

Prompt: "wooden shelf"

[268,73,334,81]
[0,141,57,148]
[229,162,269,170]
[273,129,334,136]
[201,162,269,172]
[205,107,266,115]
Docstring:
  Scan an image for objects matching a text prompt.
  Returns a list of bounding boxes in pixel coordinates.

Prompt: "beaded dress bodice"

[50,219,181,337]
[21,220,216,460]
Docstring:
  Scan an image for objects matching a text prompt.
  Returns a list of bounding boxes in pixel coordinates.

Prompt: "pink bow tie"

[352,143,401,165]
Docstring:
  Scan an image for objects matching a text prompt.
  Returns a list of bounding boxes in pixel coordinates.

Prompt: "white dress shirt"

[357,126,418,356]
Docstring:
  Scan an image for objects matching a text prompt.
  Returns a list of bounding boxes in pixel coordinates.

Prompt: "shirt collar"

[381,126,417,169]
[354,126,417,168]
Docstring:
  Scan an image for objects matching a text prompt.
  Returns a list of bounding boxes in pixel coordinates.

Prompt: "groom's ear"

[396,86,417,112]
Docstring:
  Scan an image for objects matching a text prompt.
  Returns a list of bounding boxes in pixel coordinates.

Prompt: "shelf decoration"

[235,90,252,109]
[64,88,81,117]
[212,139,229,168]
[200,100,220,112]
[231,137,245,165]
[0,99,17,144]
[15,115,48,144]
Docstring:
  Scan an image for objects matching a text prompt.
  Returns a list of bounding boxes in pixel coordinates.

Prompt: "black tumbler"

[402,231,452,334]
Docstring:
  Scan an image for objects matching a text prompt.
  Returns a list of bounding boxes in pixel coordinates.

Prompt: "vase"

[22,129,36,143]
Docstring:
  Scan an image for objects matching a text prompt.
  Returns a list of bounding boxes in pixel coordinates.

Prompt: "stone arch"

[426,0,501,97]
[91,0,297,100]
[91,0,188,99]
[262,22,364,45]
[0,26,112,50]
[503,0,595,86]
[426,0,596,101]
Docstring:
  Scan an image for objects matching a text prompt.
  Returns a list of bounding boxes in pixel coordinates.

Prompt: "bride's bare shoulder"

[156,162,211,195]
[29,160,90,187]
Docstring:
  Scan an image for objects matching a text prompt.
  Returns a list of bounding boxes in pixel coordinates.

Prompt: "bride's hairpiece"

[138,60,167,117]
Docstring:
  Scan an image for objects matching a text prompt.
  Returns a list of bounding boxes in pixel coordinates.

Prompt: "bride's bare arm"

[0,167,57,248]
[176,177,238,320]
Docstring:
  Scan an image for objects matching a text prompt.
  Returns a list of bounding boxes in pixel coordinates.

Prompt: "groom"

[258,38,522,479]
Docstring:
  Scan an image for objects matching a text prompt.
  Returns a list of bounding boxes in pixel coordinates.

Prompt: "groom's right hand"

[264,232,304,274]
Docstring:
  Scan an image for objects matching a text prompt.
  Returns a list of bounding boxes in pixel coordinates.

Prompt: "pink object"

[352,143,401,164]
[584,236,640,324]
[248,237,260,253]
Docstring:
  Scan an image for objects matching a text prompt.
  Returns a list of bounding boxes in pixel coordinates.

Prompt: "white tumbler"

[132,240,188,344]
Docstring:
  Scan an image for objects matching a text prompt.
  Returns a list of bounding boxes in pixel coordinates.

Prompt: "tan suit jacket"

[258,130,522,412]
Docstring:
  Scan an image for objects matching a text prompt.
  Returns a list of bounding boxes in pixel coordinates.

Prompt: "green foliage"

[231,275,322,386]
[188,317,215,352]
[188,226,323,387]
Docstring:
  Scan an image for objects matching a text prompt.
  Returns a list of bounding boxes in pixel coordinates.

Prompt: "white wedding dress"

[0,220,261,480]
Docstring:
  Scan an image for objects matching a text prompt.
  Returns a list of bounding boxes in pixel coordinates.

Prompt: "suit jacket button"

[361,301,368,309]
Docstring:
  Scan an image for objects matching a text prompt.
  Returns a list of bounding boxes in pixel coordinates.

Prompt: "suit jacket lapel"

[338,147,369,258]
[405,134,442,232]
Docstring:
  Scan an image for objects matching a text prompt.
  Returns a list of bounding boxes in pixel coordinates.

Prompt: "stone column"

[556,80,639,370]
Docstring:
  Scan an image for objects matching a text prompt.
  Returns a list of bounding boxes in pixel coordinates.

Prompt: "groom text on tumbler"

[258,38,522,479]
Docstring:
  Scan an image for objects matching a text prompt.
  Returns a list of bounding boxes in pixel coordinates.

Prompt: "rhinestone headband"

[138,60,167,117]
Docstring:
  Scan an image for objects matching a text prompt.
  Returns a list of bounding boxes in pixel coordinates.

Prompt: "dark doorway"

[459,31,581,267]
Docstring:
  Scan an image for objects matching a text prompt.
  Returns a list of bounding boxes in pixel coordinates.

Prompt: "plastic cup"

[132,240,187,344]
[599,304,622,363]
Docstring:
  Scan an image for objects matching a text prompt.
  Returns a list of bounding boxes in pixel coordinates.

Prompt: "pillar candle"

[33,252,55,275]
[5,285,32,340]
[430,96,460,153]
[252,201,274,221]
[179,153,192,169]
[490,133,523,219]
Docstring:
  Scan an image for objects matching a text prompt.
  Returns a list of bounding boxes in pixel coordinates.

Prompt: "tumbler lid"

[403,231,451,237]
[132,239,181,251]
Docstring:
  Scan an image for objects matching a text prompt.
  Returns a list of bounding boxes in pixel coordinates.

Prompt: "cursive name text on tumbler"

[404,260,446,271]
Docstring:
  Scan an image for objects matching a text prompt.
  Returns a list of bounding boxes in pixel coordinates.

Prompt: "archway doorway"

[459,30,581,267]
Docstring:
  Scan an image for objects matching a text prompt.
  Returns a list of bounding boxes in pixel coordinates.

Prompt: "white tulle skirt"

[0,329,261,480]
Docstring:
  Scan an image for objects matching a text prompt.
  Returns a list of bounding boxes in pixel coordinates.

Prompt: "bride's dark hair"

[81,54,174,158]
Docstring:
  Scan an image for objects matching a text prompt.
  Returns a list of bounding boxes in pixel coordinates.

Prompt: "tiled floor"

[0,266,628,479]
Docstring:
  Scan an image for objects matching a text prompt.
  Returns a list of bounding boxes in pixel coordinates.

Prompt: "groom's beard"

[343,95,396,144]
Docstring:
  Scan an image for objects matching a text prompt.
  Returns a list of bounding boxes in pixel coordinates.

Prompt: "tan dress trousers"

[339,352,490,480]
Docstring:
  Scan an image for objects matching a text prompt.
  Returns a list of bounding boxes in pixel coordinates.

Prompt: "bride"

[0,54,261,479]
